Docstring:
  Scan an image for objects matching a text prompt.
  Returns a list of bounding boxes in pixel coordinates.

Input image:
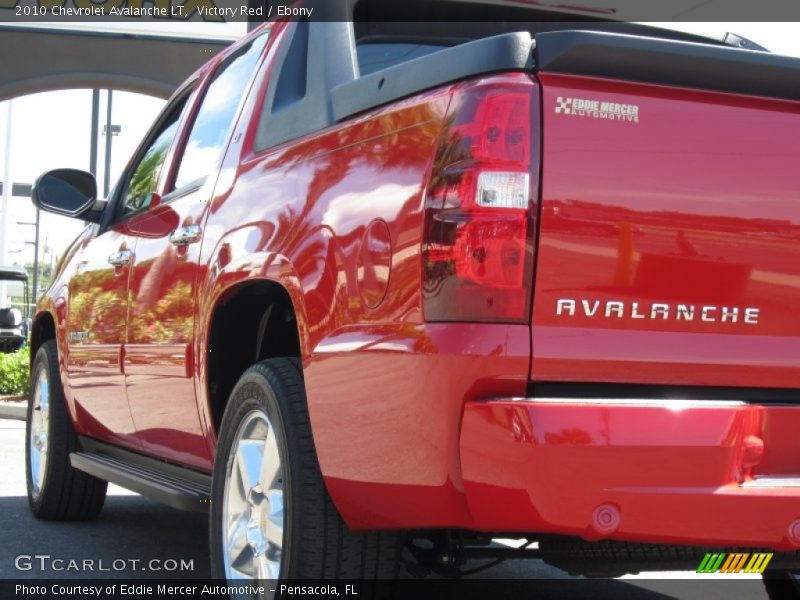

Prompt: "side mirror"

[32,169,103,221]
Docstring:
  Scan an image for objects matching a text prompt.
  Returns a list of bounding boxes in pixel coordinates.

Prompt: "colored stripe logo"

[697,552,773,574]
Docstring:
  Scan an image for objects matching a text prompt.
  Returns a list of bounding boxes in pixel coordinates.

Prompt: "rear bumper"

[461,397,800,550]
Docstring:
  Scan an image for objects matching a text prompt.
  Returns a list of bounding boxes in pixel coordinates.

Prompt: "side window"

[172,34,268,191]
[120,95,187,215]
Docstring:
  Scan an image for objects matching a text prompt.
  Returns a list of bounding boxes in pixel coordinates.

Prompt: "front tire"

[26,340,107,520]
[210,358,402,584]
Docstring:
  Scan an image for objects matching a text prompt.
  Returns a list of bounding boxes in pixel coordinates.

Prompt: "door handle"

[108,249,133,267]
[169,225,202,246]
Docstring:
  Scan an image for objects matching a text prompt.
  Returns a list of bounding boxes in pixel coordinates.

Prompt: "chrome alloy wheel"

[222,408,285,580]
[29,369,50,499]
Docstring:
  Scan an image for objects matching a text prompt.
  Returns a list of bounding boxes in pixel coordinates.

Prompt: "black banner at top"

[1,0,800,24]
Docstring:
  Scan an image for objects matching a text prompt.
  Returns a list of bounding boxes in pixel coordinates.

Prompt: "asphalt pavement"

[0,417,771,599]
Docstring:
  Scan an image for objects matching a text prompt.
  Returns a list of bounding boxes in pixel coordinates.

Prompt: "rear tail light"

[422,73,539,322]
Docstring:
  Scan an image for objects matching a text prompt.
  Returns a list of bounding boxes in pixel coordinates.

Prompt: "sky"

[1,22,799,274]
[1,90,167,270]
[0,22,248,274]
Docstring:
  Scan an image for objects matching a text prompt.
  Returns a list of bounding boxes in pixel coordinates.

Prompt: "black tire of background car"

[210,357,403,589]
[26,340,108,520]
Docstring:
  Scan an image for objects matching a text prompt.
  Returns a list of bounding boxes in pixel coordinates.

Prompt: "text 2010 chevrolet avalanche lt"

[24,3,800,595]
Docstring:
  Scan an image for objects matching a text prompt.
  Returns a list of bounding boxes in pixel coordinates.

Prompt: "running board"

[70,441,211,513]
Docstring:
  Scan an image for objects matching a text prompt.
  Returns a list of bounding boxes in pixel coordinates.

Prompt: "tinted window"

[357,43,445,75]
[121,98,186,214]
[173,34,268,191]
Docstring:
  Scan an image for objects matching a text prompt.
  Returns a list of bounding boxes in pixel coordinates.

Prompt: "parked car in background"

[0,265,29,353]
[22,2,800,596]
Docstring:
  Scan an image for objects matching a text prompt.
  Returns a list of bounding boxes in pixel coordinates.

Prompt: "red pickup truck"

[25,4,800,594]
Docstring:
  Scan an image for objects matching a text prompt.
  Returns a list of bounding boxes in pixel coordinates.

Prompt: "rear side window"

[172,33,268,191]
[357,43,445,75]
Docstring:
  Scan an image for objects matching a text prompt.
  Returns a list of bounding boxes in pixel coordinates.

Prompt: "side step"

[70,441,211,513]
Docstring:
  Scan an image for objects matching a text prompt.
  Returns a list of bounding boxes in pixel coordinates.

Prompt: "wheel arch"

[203,276,307,439]
[29,310,57,370]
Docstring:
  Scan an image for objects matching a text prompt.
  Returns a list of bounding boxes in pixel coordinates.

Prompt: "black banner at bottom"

[0,578,784,600]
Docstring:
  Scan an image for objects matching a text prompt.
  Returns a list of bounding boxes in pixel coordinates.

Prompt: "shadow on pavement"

[0,494,773,599]
[0,494,209,579]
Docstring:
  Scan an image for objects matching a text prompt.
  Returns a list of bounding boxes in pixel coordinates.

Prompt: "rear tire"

[210,358,402,586]
[26,340,107,520]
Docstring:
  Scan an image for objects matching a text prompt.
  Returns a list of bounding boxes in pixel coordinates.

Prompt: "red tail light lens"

[422,73,539,322]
